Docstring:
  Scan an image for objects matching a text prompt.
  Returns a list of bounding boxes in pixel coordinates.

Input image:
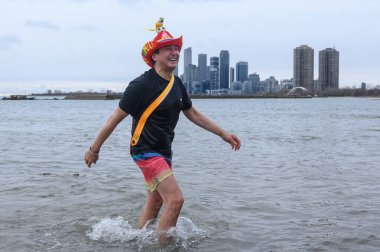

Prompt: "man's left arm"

[183,107,241,150]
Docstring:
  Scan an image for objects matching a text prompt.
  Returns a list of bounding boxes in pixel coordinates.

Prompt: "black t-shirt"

[119,68,192,158]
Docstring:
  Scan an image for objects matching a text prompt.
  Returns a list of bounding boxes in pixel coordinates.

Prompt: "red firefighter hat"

[141,18,183,67]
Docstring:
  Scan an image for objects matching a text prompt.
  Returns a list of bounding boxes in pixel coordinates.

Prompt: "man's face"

[152,45,180,70]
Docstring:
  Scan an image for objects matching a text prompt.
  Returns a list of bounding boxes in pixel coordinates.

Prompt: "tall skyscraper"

[184,47,192,72]
[187,64,197,93]
[219,50,230,89]
[293,45,314,91]
[236,61,248,82]
[183,47,192,91]
[319,48,339,90]
[210,57,219,90]
[197,54,207,82]
[230,67,235,85]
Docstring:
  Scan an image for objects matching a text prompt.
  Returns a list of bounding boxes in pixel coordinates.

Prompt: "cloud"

[0,34,22,51]
[69,0,93,2]
[25,20,60,32]
[168,0,239,1]
[70,25,100,32]
[0,0,378,86]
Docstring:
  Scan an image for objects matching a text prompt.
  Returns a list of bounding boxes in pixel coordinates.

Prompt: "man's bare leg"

[138,189,163,228]
[155,176,184,243]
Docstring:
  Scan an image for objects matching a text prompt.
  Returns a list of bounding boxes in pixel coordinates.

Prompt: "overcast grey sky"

[0,0,379,93]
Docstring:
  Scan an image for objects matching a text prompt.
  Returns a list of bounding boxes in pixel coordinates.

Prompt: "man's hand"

[221,132,241,151]
[84,147,99,168]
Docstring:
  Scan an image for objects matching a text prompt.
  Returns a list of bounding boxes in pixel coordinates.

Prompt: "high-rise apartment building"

[319,48,339,90]
[183,47,192,91]
[248,73,260,85]
[206,66,210,82]
[293,45,314,91]
[197,54,207,82]
[184,47,192,71]
[187,64,197,93]
[230,67,235,85]
[236,61,248,82]
[210,57,219,90]
[219,50,230,89]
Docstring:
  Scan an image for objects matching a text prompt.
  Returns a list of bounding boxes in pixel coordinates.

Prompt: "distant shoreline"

[1,89,379,100]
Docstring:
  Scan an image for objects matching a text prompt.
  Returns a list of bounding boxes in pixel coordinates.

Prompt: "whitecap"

[86,216,208,248]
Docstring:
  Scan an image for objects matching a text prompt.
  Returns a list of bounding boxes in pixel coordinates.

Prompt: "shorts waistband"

[132,152,172,163]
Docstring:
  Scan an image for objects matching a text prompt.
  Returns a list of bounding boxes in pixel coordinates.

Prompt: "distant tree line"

[316,88,380,97]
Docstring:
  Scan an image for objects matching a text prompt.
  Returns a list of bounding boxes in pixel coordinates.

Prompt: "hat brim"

[143,36,183,67]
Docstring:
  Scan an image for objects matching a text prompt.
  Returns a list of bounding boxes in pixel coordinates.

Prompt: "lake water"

[1,97,380,251]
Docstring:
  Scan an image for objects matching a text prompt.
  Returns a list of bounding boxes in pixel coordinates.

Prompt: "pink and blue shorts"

[132,153,173,192]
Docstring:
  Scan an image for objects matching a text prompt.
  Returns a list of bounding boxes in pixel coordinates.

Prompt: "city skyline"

[180,44,341,94]
[0,0,379,94]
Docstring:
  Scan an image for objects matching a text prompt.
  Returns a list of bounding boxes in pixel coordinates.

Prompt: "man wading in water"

[84,18,241,243]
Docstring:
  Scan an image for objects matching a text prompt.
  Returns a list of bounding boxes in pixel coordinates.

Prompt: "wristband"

[89,146,100,155]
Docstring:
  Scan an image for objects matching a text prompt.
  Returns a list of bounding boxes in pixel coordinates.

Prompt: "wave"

[87,216,208,249]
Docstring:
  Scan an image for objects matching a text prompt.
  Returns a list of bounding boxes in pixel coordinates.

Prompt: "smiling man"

[84,18,241,243]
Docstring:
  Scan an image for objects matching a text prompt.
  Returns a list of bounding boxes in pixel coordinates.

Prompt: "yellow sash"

[130,74,174,146]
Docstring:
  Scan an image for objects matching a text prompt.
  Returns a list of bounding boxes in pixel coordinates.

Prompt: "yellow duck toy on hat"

[141,17,183,67]
[146,17,165,33]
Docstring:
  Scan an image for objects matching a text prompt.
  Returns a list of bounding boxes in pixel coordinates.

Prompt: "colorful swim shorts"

[132,153,173,192]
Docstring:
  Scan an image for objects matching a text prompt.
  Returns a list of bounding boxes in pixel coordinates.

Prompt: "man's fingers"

[230,135,241,150]
[84,150,98,168]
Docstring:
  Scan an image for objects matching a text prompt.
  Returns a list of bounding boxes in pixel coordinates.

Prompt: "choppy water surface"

[1,97,380,251]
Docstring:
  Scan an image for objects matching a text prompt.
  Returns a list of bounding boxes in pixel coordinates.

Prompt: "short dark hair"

[152,49,160,65]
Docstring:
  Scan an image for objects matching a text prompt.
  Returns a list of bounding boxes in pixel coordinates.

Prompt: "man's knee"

[157,176,184,211]
[167,194,184,211]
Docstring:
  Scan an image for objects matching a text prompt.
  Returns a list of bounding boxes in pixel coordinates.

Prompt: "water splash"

[87,216,143,242]
[167,217,208,248]
[87,216,208,248]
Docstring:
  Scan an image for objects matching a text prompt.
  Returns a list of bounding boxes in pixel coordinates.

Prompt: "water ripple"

[1,98,380,251]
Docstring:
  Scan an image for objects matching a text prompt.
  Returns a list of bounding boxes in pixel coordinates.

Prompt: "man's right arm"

[84,107,129,168]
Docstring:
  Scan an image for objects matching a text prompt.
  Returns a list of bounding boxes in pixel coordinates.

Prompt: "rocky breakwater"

[64,93,123,100]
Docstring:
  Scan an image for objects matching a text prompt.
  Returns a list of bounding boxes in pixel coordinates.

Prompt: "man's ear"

[152,53,157,63]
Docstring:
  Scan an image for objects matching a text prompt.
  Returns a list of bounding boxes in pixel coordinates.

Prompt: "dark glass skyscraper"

[319,48,339,90]
[219,50,230,89]
[236,61,248,82]
[197,53,207,82]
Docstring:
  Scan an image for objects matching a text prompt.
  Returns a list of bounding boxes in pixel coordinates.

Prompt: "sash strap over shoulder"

[130,74,174,146]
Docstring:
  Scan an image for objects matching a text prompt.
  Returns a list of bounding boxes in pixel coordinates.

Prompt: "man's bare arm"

[84,107,129,167]
[183,107,241,150]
